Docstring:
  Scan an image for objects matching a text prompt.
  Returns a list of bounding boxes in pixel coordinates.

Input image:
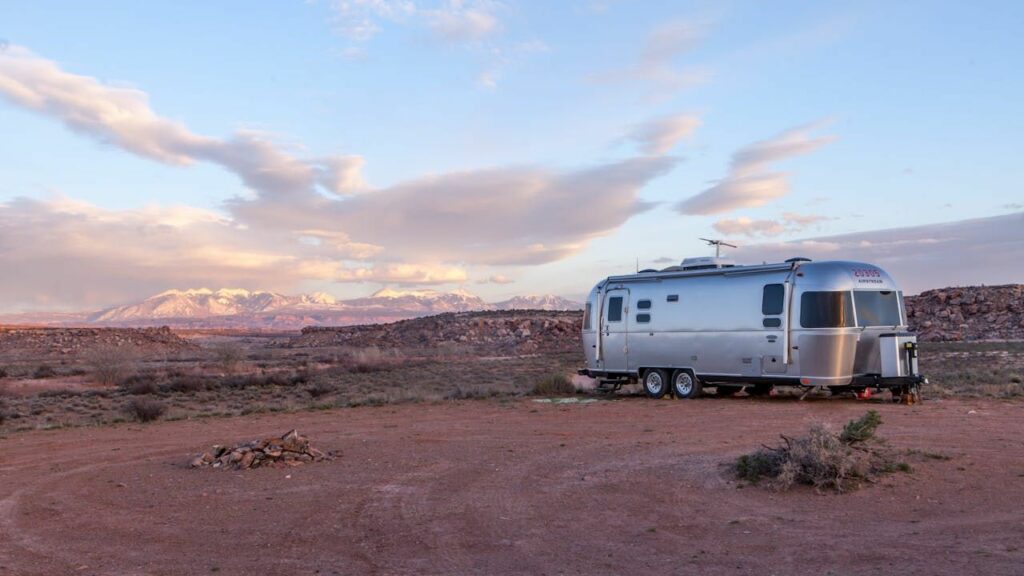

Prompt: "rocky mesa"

[905,284,1024,341]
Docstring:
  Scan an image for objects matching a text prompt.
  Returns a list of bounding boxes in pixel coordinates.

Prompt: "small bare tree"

[211,343,245,374]
[83,345,139,386]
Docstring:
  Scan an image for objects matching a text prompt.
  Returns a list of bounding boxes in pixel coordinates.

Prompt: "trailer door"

[601,288,629,373]
[760,283,788,374]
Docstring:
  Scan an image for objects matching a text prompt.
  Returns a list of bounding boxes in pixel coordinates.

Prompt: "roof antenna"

[635,257,639,273]
[699,238,737,258]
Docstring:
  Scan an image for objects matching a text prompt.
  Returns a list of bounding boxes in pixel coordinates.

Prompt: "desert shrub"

[445,385,499,400]
[735,449,779,480]
[219,372,293,390]
[164,374,210,393]
[124,398,166,422]
[840,409,882,443]
[736,411,906,492]
[37,388,81,398]
[288,370,311,386]
[32,364,57,379]
[306,382,336,398]
[347,347,394,373]
[83,345,138,386]
[119,375,159,395]
[531,374,577,396]
[211,343,244,373]
[0,367,7,379]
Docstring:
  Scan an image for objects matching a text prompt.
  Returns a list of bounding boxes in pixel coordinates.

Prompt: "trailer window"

[636,313,651,323]
[583,303,592,330]
[800,291,854,328]
[637,299,651,310]
[607,296,623,322]
[667,294,679,302]
[762,284,784,315]
[853,290,902,327]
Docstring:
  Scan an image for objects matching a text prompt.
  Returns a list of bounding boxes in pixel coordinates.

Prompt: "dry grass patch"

[531,374,577,396]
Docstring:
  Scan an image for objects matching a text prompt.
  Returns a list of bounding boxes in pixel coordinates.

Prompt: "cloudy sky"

[1,1,1022,311]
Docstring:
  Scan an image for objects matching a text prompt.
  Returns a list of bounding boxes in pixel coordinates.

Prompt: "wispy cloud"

[476,274,514,284]
[676,122,834,215]
[328,0,417,42]
[0,45,367,198]
[229,155,677,265]
[591,19,711,97]
[424,0,501,43]
[626,113,700,155]
[327,0,502,44]
[713,212,832,238]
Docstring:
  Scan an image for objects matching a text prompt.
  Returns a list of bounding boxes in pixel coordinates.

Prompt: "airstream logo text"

[852,267,883,284]
[852,268,881,278]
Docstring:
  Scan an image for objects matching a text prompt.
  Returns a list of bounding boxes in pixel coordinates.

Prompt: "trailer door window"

[800,291,854,328]
[762,284,784,315]
[853,290,902,327]
[583,303,592,330]
[607,296,623,322]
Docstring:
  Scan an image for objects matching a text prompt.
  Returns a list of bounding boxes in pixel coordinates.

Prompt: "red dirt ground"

[1,397,1022,576]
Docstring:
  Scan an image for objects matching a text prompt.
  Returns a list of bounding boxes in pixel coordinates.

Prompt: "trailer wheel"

[642,369,669,399]
[671,370,702,399]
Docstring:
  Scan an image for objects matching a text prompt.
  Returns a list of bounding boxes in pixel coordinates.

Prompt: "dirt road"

[1,397,1022,576]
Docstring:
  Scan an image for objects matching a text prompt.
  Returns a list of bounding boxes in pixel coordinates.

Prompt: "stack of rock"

[190,429,329,469]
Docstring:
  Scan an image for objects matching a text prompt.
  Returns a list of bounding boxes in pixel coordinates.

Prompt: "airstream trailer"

[578,257,926,400]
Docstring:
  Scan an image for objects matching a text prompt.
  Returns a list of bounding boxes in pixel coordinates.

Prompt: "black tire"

[717,385,741,397]
[746,384,773,396]
[671,369,702,399]
[891,388,904,403]
[642,369,669,399]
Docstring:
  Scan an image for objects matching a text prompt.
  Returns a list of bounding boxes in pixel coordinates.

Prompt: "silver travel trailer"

[578,255,926,400]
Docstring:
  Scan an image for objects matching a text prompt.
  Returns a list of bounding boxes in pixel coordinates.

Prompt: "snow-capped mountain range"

[80,287,581,329]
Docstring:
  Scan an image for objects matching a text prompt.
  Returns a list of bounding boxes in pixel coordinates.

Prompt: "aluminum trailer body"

[578,259,925,398]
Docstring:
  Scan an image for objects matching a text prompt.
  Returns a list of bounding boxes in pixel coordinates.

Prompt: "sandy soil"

[1,397,1022,576]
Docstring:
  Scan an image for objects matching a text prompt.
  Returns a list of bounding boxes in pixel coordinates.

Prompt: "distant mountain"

[87,288,335,322]
[493,295,582,311]
[66,287,581,329]
[343,288,491,315]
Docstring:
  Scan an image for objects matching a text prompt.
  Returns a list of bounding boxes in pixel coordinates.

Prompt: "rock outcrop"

[292,310,583,354]
[0,326,197,360]
[906,285,1024,341]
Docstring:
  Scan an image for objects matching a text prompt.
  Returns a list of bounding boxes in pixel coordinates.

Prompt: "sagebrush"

[736,411,908,492]
[125,398,166,422]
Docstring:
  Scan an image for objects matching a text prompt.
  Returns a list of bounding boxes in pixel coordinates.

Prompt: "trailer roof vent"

[679,256,736,271]
[785,257,812,263]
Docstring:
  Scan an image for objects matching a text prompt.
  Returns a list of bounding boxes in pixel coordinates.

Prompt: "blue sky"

[1,1,1022,310]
